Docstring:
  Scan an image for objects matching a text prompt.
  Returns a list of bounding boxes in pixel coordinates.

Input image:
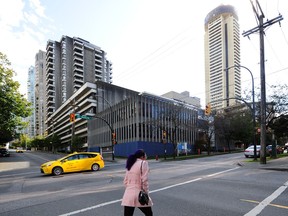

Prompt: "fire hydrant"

[155,155,159,161]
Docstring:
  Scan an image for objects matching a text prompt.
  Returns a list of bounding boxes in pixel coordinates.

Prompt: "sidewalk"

[241,156,288,171]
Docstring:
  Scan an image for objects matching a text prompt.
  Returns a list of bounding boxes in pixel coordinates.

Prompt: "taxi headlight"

[43,162,53,167]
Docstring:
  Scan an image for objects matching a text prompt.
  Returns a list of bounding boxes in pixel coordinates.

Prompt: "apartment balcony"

[95,74,102,80]
[74,74,84,81]
[74,49,83,56]
[47,88,56,95]
[46,100,55,107]
[73,55,83,62]
[95,52,102,59]
[74,77,84,84]
[95,58,102,64]
[46,61,54,69]
[46,74,54,82]
[46,97,55,106]
[46,67,54,74]
[47,108,55,116]
[47,81,55,88]
[46,54,54,62]
[74,70,84,77]
[73,61,83,67]
[73,39,83,47]
[47,78,55,86]
[95,70,102,76]
[46,44,54,52]
[74,66,84,73]
[74,50,83,57]
[95,68,102,74]
[74,82,82,90]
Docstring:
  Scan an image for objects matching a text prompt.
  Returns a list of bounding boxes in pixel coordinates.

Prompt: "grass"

[245,152,288,163]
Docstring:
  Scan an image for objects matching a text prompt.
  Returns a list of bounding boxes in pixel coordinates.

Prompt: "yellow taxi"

[40,152,105,176]
[16,147,25,153]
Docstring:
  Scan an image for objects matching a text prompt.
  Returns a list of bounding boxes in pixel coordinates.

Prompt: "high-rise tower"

[35,50,46,136]
[204,5,241,109]
[27,66,35,137]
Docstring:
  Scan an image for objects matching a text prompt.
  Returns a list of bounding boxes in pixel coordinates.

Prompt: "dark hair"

[125,149,145,171]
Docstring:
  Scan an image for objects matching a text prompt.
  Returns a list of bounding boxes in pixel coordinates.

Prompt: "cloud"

[0,0,54,96]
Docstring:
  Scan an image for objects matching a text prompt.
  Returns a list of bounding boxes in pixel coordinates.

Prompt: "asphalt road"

[0,151,288,216]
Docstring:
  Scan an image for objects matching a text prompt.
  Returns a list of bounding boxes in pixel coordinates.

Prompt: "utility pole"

[243,0,283,164]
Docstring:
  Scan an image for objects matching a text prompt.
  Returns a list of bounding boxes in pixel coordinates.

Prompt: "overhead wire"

[113,25,194,82]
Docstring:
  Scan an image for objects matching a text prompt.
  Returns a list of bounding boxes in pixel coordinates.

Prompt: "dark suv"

[0,148,10,157]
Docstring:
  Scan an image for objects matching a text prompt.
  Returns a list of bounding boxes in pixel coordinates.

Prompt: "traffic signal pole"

[69,99,79,153]
[94,94,115,161]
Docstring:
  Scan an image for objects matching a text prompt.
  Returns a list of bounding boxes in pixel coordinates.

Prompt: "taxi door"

[77,154,91,170]
[61,155,80,172]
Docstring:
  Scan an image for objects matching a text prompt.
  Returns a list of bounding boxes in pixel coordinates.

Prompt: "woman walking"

[121,149,153,216]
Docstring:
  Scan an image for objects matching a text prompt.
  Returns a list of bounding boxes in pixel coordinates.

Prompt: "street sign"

[75,114,92,120]
[81,115,92,120]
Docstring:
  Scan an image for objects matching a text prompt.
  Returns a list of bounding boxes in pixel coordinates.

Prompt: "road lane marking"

[206,167,240,177]
[244,180,288,216]
[241,199,288,209]
[58,199,122,216]
[59,167,239,216]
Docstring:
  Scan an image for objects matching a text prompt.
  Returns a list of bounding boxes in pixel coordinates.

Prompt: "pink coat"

[121,159,153,207]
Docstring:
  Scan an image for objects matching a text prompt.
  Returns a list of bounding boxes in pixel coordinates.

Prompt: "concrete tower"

[204,5,241,109]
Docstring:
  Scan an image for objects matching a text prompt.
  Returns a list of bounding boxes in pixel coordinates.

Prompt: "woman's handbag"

[138,190,149,205]
[138,161,149,205]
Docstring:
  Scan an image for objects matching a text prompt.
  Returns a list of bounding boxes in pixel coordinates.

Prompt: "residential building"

[35,50,46,136]
[27,66,35,137]
[204,4,241,110]
[45,36,113,121]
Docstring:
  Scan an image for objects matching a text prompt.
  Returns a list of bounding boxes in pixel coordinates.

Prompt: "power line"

[113,25,194,81]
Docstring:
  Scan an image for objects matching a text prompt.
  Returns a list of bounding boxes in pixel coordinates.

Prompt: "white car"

[244,145,261,158]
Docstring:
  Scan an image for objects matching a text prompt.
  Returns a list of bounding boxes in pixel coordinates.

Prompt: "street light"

[94,94,115,161]
[225,65,257,161]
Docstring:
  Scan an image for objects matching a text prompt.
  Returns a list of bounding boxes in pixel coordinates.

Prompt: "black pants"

[124,206,153,216]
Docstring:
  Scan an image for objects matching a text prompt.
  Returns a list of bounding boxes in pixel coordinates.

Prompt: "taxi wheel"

[52,167,63,176]
[91,163,100,171]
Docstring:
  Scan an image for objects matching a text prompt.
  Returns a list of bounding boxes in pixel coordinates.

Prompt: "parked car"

[40,152,105,176]
[266,145,284,156]
[244,145,261,158]
[0,148,10,157]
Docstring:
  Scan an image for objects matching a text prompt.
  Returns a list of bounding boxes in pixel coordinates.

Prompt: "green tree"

[214,108,253,152]
[45,134,62,153]
[244,84,288,143]
[71,136,85,152]
[0,52,31,144]
[30,136,45,150]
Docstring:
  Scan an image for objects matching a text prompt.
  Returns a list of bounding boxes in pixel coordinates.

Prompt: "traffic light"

[162,130,167,143]
[162,130,166,139]
[112,132,117,144]
[205,104,211,115]
[70,113,75,122]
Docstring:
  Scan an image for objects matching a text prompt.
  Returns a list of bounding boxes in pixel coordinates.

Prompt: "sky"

[0,0,287,108]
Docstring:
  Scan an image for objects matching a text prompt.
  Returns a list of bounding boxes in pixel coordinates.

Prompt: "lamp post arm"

[94,94,113,129]
[224,65,257,161]
[93,116,113,132]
